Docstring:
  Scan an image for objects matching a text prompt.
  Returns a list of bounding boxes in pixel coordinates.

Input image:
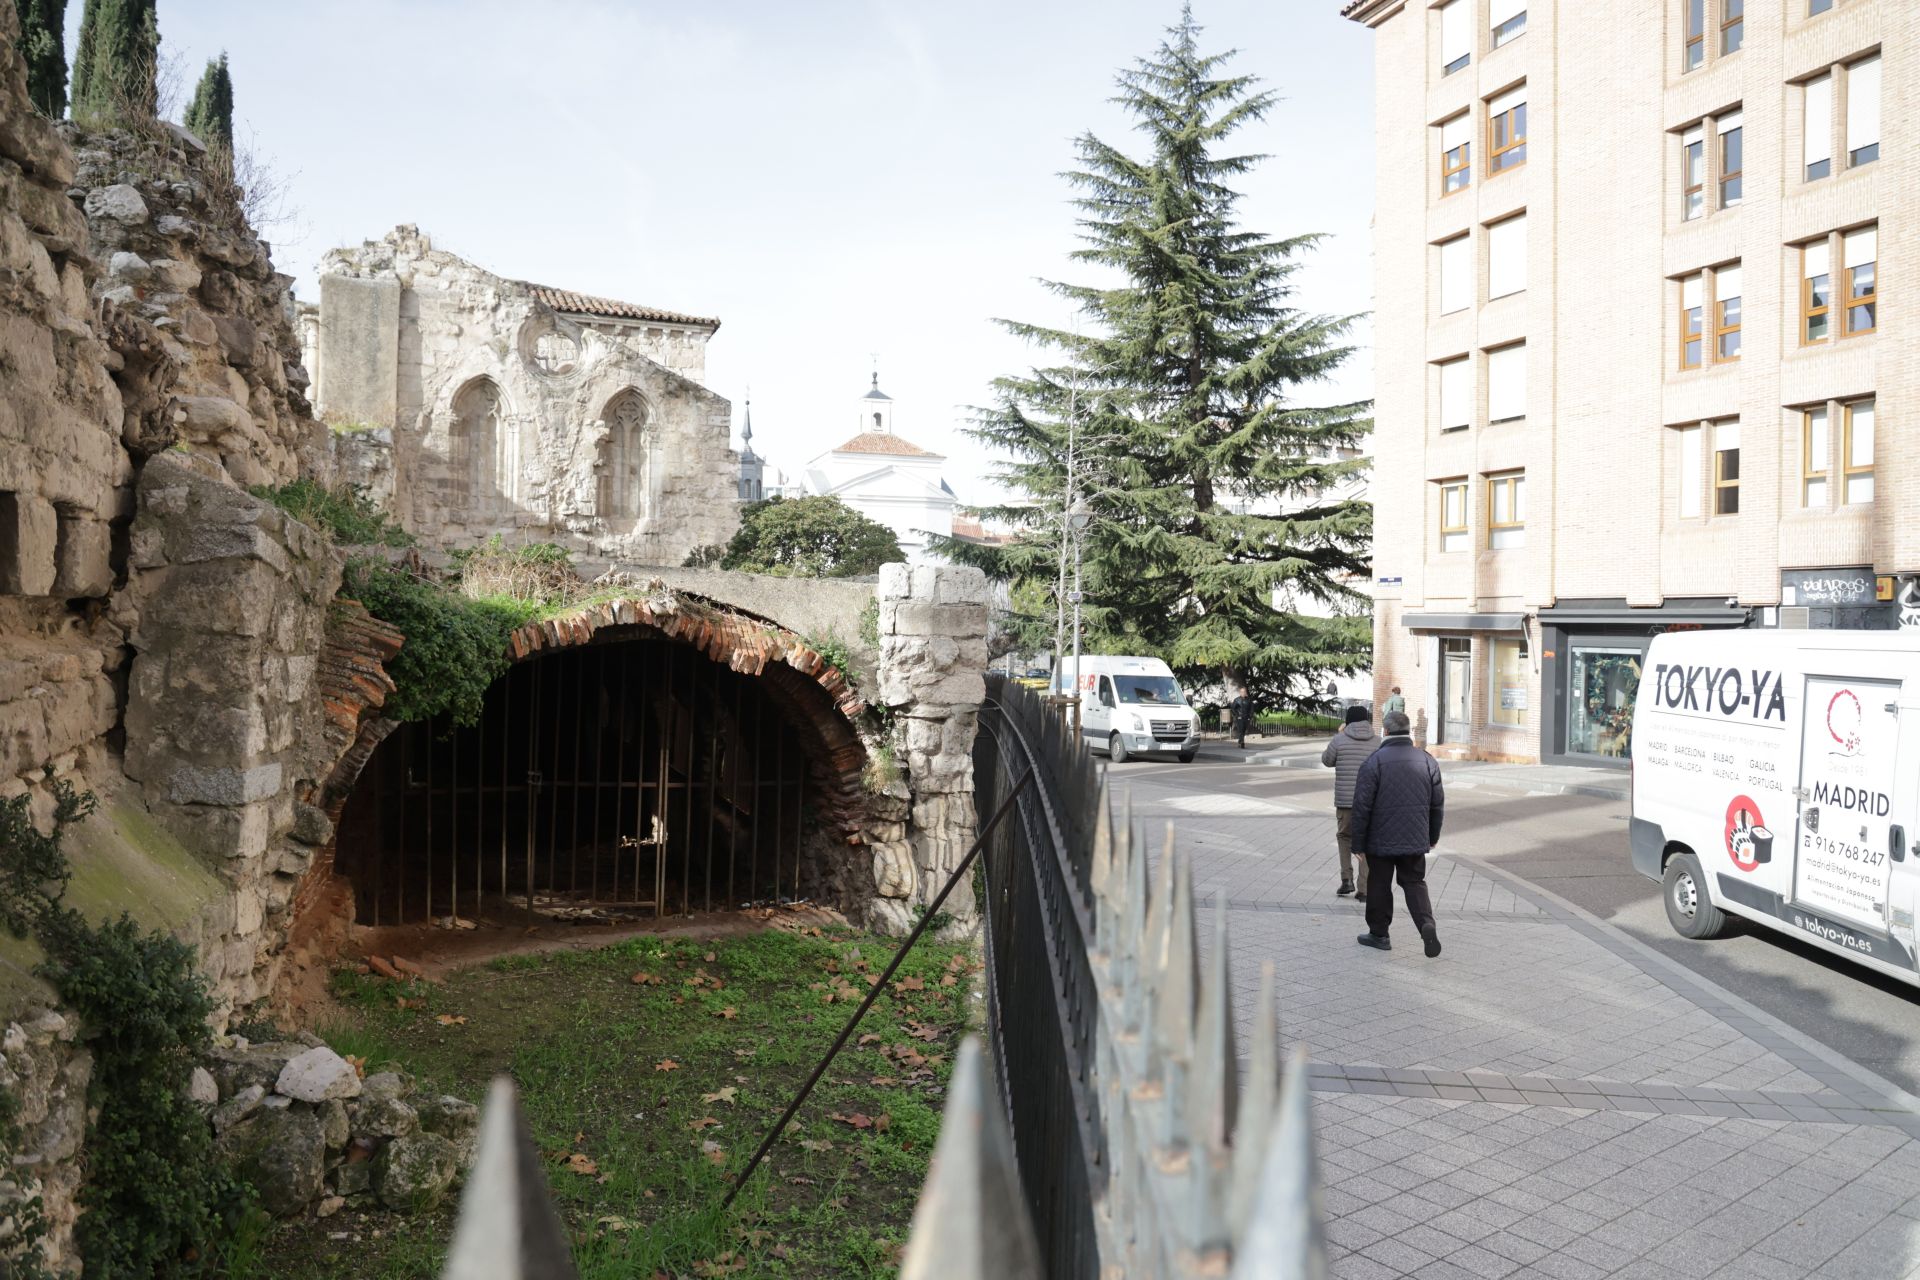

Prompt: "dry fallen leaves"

[798,1138,833,1152]
[630,971,663,986]
[906,1022,942,1042]
[896,975,926,992]
[655,1059,681,1073]
[702,1086,738,1106]
[688,1116,720,1132]
[434,1014,468,1027]
[566,1153,599,1176]
[858,1033,882,1045]
[715,1006,738,1020]
[343,1054,367,1078]
[701,1139,727,1166]
[703,951,717,962]
[830,1112,875,1130]
[692,1251,747,1276]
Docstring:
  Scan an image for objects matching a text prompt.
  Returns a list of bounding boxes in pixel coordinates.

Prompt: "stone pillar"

[872,563,988,936]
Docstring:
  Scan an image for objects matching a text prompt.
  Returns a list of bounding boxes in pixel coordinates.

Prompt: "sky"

[99,0,1377,506]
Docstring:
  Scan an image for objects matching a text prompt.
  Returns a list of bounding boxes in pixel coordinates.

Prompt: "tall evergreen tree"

[933,8,1372,707]
[12,0,68,116]
[183,52,233,148]
[70,0,158,122]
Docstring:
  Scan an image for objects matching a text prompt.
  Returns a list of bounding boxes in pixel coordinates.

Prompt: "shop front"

[1399,612,1532,759]
[1537,598,1751,768]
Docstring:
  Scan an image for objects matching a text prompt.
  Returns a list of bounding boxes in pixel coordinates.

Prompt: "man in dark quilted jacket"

[1348,710,1445,957]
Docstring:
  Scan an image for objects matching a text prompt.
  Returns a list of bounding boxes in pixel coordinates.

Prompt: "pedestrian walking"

[1320,704,1379,900]
[1229,689,1253,749]
[1348,710,1444,957]
[1382,686,1406,716]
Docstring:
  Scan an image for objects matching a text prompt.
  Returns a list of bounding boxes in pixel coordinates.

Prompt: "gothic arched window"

[599,390,650,520]
[451,378,509,508]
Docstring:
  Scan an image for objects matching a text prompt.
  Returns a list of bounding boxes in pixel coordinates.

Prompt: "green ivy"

[803,631,853,678]
[343,559,540,726]
[858,596,880,649]
[250,479,412,548]
[0,784,248,1278]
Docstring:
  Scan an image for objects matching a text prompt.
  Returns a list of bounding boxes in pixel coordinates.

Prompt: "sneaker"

[1422,927,1442,958]
[1336,881,1355,897]
[1355,891,1367,902]
[1357,933,1392,951]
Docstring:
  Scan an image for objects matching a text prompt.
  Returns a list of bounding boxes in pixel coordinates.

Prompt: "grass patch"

[252,478,412,548]
[253,928,977,1279]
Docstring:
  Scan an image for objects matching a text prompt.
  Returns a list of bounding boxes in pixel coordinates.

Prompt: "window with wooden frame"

[1684,0,1705,71]
[1487,472,1525,549]
[1676,425,1703,519]
[1715,264,1741,361]
[1847,54,1880,167]
[1801,239,1832,343]
[1488,87,1527,175]
[1439,481,1469,552]
[1844,399,1874,503]
[1713,420,1740,515]
[1439,0,1471,76]
[1680,276,1705,369]
[1440,113,1472,195]
[1802,407,1830,507]
[1843,226,1876,337]
[1804,74,1833,180]
[1490,0,1526,47]
[1718,113,1742,207]
[1720,0,1743,54]
[1682,126,1705,219]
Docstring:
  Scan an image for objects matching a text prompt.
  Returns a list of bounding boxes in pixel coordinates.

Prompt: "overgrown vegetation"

[182,51,232,149]
[342,559,539,726]
[858,597,880,649]
[251,479,412,548]
[0,784,247,1278]
[254,927,975,1278]
[448,536,577,607]
[71,0,159,124]
[862,741,900,795]
[721,497,903,579]
[802,631,853,678]
[14,0,68,116]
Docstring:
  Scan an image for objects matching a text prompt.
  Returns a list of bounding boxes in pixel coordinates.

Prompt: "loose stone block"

[0,491,57,595]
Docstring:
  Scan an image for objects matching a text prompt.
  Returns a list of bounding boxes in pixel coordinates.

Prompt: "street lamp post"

[1067,501,1092,741]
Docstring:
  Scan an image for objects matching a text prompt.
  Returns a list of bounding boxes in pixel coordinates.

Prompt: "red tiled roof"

[832,432,936,457]
[523,284,720,330]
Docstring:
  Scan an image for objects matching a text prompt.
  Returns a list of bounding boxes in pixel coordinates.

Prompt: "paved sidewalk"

[1117,775,1920,1280]
[1250,738,1630,800]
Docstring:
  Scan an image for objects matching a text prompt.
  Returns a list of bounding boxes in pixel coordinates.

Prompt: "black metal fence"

[974,674,1105,1280]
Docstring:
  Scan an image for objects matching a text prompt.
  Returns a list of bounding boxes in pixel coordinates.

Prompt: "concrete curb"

[1449,849,1920,1126]
[1250,745,1629,802]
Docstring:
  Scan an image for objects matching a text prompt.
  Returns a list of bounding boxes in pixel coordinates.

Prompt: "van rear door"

[1792,675,1900,937]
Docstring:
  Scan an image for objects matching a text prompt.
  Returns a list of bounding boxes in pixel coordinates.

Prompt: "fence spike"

[1228,1046,1328,1280]
[1155,847,1198,1047]
[442,1077,578,1280]
[1118,800,1152,1032]
[1228,960,1280,1238]
[900,1037,1046,1280]
[1090,782,1114,906]
[1190,892,1240,1152]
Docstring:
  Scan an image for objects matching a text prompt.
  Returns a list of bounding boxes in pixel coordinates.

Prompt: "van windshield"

[1114,676,1185,706]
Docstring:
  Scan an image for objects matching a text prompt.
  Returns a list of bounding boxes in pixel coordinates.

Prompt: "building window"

[1490,636,1528,727]
[1720,0,1743,54]
[1805,74,1832,180]
[1718,113,1742,207]
[1439,234,1471,315]
[1682,126,1705,219]
[598,389,650,520]
[1676,425,1702,519]
[1684,0,1705,70]
[1715,264,1741,360]
[1487,213,1526,299]
[1439,0,1470,75]
[1848,55,1880,167]
[1438,356,1471,431]
[1487,472,1525,549]
[1802,240,1832,343]
[1803,407,1829,507]
[1680,276,1704,369]
[1439,481,1469,552]
[1809,0,1833,12]
[1491,0,1526,46]
[1487,342,1526,422]
[1488,86,1527,174]
[1843,226,1877,336]
[1844,398,1874,503]
[1568,648,1640,758]
[1713,420,1740,515]
[1441,113,1472,195]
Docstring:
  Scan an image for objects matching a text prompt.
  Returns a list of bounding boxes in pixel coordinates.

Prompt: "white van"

[1631,629,1920,987]
[1054,656,1200,763]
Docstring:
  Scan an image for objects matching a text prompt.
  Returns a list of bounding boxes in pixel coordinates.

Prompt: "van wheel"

[1110,733,1130,765]
[1178,748,1197,763]
[1663,852,1731,940]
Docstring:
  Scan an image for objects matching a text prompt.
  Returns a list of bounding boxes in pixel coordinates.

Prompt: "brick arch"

[314,589,870,846]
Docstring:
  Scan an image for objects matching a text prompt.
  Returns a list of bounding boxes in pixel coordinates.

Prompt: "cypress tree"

[70,0,159,122]
[183,52,233,148]
[934,7,1372,706]
[12,0,68,116]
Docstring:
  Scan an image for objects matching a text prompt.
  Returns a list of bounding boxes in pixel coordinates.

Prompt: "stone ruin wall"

[310,225,740,567]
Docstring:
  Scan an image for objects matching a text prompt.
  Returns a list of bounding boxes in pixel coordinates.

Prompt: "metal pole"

[1071,518,1085,744]
[728,675,741,909]
[720,766,1036,1212]
[424,716,435,926]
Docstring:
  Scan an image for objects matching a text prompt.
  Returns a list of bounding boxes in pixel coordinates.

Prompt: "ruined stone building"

[300,225,740,563]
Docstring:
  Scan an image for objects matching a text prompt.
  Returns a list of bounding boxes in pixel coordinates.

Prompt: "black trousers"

[1364,853,1436,937]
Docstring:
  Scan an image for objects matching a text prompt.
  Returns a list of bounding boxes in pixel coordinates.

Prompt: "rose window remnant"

[532,328,578,375]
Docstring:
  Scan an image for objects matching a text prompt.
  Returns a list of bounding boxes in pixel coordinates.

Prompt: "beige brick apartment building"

[1344,0,1913,766]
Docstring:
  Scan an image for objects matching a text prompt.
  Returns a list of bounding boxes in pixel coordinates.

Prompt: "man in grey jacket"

[1321,705,1380,899]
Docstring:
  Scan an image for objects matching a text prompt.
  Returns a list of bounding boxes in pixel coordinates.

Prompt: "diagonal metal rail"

[719,765,1035,1210]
